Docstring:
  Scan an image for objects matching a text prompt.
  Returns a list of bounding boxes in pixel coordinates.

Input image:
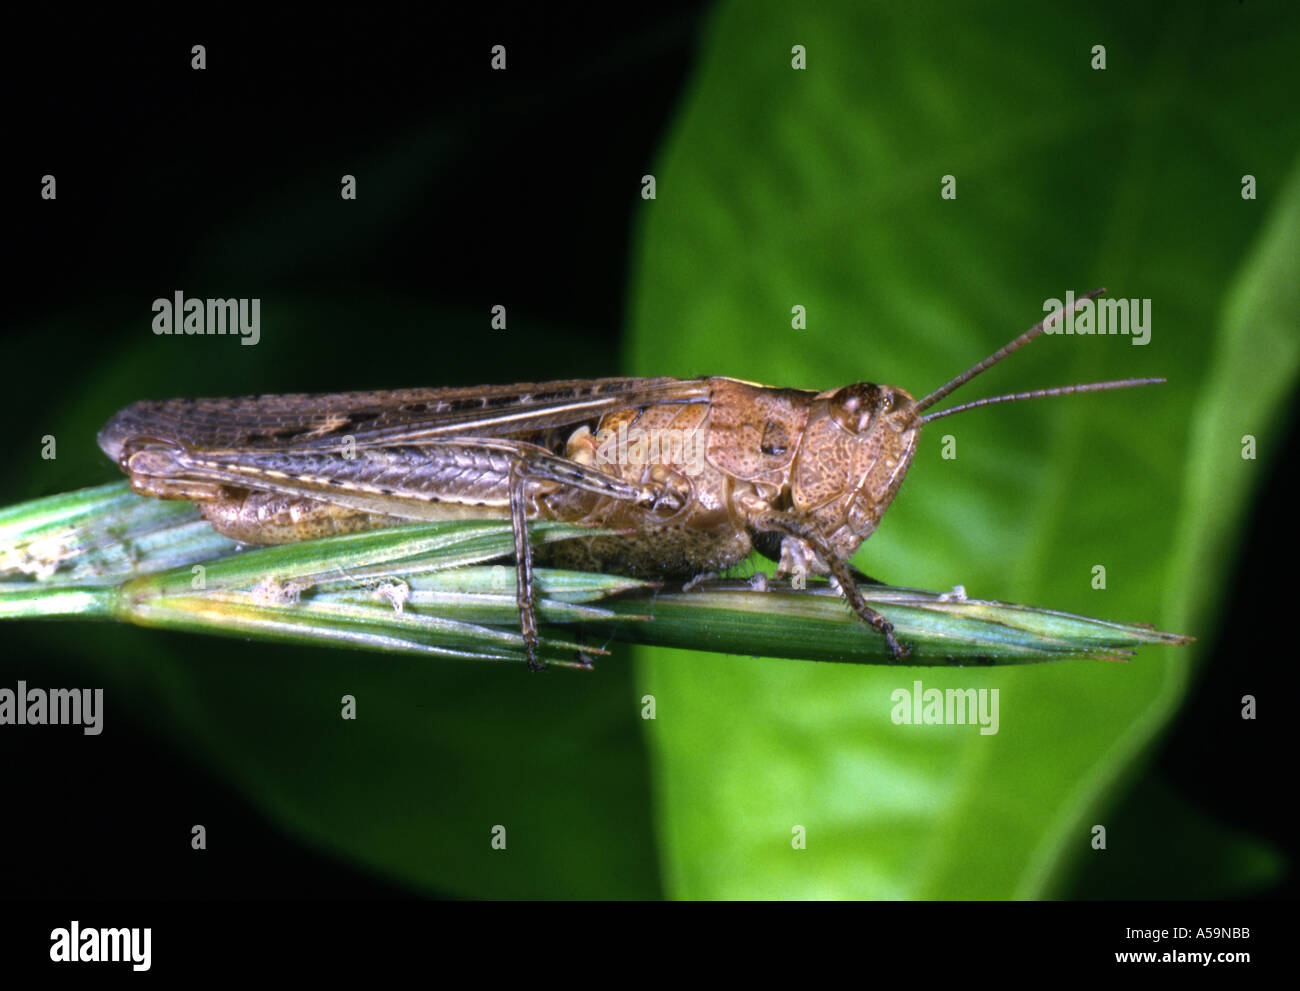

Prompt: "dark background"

[2,7,1293,903]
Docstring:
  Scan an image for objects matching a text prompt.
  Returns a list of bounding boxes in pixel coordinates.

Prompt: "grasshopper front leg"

[752,509,909,660]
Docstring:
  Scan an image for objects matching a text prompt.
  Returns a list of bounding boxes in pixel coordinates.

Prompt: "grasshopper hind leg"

[509,470,545,672]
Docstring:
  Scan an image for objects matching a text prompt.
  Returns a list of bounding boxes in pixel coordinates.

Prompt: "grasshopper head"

[791,382,922,564]
[781,289,1166,575]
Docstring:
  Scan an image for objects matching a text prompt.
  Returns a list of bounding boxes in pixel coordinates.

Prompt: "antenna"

[913,288,1164,424]
[920,378,1164,424]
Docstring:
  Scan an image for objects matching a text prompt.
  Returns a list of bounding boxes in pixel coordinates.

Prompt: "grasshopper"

[99,289,1162,669]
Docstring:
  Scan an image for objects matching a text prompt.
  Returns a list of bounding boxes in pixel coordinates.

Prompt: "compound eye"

[830,384,880,434]
[878,387,916,419]
[879,389,902,414]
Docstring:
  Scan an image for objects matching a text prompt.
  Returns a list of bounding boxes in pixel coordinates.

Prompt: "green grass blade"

[0,483,1192,667]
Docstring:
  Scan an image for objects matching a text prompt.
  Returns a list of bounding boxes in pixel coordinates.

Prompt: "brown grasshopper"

[99,288,1162,669]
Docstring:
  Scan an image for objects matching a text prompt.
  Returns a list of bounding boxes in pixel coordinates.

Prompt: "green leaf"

[628,0,1299,898]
